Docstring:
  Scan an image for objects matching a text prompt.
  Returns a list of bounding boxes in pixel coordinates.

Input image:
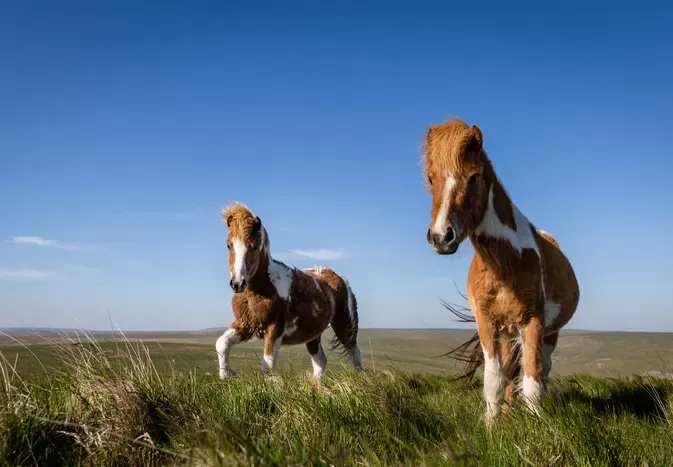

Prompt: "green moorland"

[1,328,673,466]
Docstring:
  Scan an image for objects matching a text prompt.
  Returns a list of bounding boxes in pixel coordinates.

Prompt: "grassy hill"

[1,329,673,465]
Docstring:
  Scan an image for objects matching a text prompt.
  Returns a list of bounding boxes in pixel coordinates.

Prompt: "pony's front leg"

[521,316,545,414]
[216,326,244,379]
[261,322,283,374]
[478,320,504,427]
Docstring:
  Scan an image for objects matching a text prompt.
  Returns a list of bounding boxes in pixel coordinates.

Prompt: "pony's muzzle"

[427,227,458,255]
[230,277,247,293]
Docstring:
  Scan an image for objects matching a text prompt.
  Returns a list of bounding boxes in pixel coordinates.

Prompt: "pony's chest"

[487,289,528,327]
[233,293,279,320]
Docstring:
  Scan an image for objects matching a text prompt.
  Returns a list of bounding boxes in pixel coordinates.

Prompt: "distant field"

[2,327,672,379]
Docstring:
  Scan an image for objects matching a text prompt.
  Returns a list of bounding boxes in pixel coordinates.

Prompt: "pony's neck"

[246,251,272,293]
[469,172,538,274]
[245,226,274,293]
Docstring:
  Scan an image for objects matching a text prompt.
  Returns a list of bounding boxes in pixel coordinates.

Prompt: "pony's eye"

[468,174,479,185]
[227,242,231,250]
[427,175,433,186]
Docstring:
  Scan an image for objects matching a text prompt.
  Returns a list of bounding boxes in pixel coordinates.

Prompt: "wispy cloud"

[276,249,347,261]
[7,236,86,251]
[0,268,49,280]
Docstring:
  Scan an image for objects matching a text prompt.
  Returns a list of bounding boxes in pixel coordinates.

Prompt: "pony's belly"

[281,314,330,345]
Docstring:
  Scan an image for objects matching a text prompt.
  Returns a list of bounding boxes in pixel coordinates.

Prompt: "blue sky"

[1,1,672,332]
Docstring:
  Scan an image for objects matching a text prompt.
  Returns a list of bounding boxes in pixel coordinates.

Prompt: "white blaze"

[432,175,456,236]
[231,239,247,281]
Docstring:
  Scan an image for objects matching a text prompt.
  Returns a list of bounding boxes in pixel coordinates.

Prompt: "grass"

[1,332,673,466]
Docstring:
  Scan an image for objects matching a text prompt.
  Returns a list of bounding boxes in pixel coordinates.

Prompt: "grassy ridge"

[4,327,673,378]
[1,335,672,466]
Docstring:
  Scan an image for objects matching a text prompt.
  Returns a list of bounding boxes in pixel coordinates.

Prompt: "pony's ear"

[425,127,434,146]
[252,216,262,233]
[467,125,483,153]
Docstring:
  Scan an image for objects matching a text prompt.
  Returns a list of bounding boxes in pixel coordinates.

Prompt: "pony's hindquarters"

[329,280,362,370]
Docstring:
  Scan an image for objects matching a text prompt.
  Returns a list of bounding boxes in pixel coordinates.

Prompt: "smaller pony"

[216,202,362,379]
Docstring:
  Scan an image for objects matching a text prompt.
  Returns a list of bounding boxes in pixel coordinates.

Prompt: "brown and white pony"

[215,202,362,379]
[421,117,580,425]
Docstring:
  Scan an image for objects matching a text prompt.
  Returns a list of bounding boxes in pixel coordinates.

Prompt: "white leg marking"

[269,260,293,300]
[431,175,456,236]
[261,338,282,373]
[311,343,328,378]
[216,328,241,378]
[231,239,247,282]
[522,375,544,414]
[544,301,562,327]
[482,344,505,425]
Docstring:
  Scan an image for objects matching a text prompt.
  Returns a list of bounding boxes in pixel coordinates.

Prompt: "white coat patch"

[544,301,562,327]
[284,316,299,337]
[474,188,540,257]
[269,260,292,300]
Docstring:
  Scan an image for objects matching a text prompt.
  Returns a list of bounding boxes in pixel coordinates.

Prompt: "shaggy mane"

[221,201,258,240]
[421,117,491,187]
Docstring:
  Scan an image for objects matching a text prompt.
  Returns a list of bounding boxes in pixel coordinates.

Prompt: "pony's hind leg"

[542,332,559,393]
[306,337,327,378]
[261,322,283,374]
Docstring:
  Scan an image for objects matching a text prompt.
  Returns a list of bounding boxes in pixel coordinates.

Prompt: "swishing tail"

[439,298,484,384]
[328,283,360,358]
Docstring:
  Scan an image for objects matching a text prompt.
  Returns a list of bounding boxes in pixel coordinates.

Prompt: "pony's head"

[421,117,490,255]
[221,202,269,293]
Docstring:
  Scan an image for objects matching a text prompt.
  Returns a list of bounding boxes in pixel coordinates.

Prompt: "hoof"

[219,368,236,379]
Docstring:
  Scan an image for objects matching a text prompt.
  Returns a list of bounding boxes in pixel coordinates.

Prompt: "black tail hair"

[328,284,359,355]
[438,287,484,384]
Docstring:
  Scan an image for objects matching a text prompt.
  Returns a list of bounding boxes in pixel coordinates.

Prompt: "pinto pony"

[421,118,579,425]
[215,202,362,379]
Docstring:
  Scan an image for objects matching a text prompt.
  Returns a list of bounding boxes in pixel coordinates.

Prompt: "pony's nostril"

[444,227,455,243]
[229,279,234,289]
[426,229,433,244]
